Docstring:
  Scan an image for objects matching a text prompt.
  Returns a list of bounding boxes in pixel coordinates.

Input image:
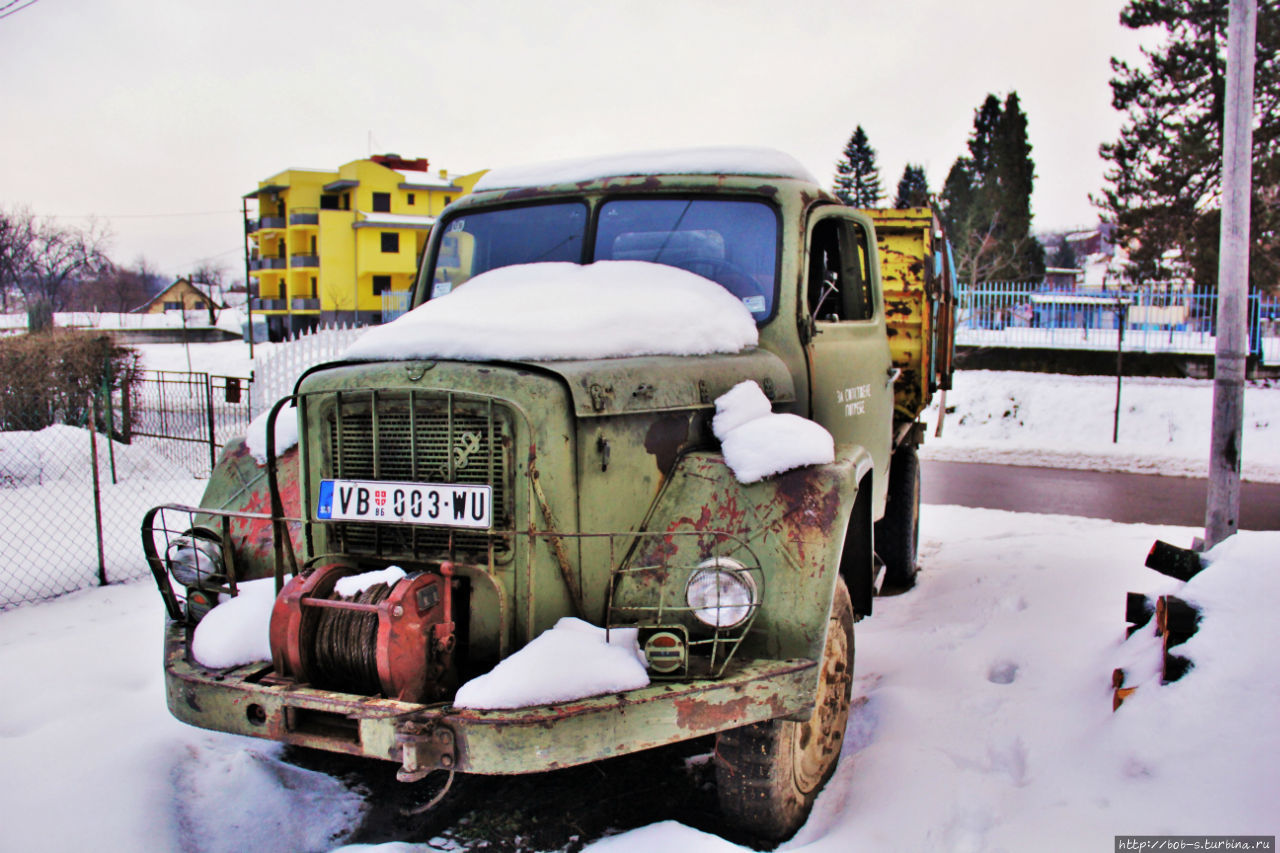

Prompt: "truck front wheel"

[875,443,921,589]
[714,578,854,842]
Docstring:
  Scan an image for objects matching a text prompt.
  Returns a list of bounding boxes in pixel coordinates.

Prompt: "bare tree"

[191,261,227,324]
[70,258,160,313]
[9,213,112,327]
[0,207,36,313]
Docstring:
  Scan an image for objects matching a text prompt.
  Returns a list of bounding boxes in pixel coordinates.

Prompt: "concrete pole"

[1205,0,1256,549]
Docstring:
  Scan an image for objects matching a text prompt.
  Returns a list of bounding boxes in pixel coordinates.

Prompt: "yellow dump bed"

[865,208,956,423]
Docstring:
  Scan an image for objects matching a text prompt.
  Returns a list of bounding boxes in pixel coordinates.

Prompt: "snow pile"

[921,370,1280,482]
[191,576,287,669]
[473,147,817,192]
[334,565,406,598]
[581,513,1279,853]
[712,380,834,483]
[0,581,364,851]
[245,403,300,464]
[343,262,759,364]
[0,423,191,486]
[453,617,648,710]
[173,744,365,853]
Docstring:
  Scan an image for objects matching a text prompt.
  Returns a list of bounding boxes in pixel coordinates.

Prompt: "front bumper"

[165,622,817,777]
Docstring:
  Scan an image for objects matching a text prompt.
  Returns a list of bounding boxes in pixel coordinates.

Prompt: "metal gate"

[128,370,254,477]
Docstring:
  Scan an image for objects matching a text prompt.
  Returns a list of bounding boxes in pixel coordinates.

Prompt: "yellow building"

[244,154,486,337]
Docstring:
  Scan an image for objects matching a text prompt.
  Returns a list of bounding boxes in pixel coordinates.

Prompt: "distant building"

[135,278,221,315]
[244,154,487,338]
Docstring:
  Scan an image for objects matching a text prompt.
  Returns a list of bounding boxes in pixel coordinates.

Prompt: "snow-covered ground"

[919,370,1280,483]
[1,510,1274,852]
[2,340,1275,850]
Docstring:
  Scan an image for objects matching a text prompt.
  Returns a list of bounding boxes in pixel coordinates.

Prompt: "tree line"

[832,93,1045,286]
[833,0,1279,292]
[0,206,231,327]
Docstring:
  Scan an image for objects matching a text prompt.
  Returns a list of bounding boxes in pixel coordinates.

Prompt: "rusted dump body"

[164,622,816,775]
[865,208,956,421]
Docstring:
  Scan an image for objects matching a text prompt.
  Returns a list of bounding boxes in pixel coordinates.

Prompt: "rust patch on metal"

[673,694,753,730]
[774,469,841,533]
[233,448,303,571]
[884,298,915,318]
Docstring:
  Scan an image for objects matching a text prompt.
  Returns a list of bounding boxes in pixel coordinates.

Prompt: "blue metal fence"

[955,282,1279,364]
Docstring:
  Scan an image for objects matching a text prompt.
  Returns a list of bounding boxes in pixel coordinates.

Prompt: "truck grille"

[321,390,513,560]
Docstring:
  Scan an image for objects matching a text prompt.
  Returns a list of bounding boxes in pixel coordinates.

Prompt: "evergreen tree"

[1097,0,1280,290]
[940,92,1045,284]
[833,126,883,207]
[893,164,930,208]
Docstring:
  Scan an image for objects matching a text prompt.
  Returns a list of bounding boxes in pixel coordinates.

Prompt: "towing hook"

[395,721,457,783]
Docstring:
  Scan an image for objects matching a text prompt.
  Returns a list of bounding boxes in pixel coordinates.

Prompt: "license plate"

[316,479,492,529]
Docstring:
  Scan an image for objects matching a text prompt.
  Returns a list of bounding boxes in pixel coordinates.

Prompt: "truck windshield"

[429,197,778,320]
[593,199,778,320]
[430,202,588,298]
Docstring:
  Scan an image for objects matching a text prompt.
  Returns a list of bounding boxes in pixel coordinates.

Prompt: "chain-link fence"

[0,326,354,609]
[0,354,247,607]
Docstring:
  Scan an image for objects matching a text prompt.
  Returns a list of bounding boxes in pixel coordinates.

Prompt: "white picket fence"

[250,324,367,417]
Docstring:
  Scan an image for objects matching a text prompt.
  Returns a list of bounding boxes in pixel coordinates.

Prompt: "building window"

[381,232,400,253]
[194,301,205,310]
[163,301,180,310]
[320,194,340,210]
[407,193,415,205]
[372,275,391,295]
[444,195,452,206]
[372,192,391,212]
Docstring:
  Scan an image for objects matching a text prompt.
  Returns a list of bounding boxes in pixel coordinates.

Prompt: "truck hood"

[513,348,796,418]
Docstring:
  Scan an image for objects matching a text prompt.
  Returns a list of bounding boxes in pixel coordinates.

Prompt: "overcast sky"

[1,0,1147,280]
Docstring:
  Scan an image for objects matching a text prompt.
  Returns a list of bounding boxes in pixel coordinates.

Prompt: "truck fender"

[633,445,870,663]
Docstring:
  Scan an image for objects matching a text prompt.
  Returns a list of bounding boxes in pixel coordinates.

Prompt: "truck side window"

[809,218,874,323]
[808,219,844,321]
[843,222,874,321]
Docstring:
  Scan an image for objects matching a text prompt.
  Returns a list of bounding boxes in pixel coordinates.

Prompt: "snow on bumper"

[164,621,817,776]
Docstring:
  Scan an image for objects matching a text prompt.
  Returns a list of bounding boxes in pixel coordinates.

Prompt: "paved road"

[922,460,1280,531]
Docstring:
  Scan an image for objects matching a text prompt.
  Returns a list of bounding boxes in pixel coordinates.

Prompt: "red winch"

[268,562,457,703]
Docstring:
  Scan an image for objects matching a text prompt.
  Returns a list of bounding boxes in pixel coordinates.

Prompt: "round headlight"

[685,557,758,629]
[166,532,224,588]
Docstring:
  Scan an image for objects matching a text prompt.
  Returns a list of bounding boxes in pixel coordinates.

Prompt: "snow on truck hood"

[472,146,817,191]
[342,261,760,363]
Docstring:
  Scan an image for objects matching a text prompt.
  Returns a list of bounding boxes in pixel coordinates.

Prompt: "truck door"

[803,209,893,514]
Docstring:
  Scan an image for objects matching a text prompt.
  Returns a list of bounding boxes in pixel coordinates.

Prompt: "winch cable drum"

[312,582,394,696]
[269,562,457,703]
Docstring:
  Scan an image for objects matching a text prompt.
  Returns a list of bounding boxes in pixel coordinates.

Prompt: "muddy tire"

[875,443,920,589]
[714,578,854,842]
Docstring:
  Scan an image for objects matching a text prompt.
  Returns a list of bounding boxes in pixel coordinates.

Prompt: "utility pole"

[243,198,255,360]
[1205,0,1256,549]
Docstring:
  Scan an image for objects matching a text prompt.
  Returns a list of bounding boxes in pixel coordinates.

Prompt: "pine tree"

[1097,0,1280,290]
[894,164,930,208]
[833,126,883,208]
[940,92,1045,284]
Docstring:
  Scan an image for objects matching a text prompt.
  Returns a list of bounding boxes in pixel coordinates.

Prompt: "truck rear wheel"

[714,578,853,842]
[875,443,920,589]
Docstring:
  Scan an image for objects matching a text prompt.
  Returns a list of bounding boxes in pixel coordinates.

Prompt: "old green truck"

[144,148,955,841]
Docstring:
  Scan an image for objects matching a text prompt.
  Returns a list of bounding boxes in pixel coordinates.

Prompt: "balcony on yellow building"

[289,207,319,227]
